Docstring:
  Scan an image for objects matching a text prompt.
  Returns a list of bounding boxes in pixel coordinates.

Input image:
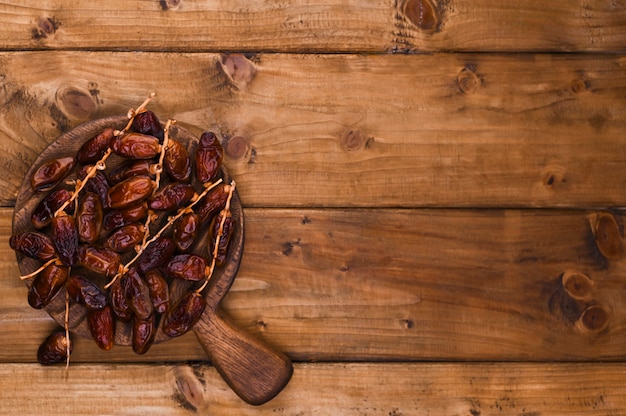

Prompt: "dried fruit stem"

[19,257,57,280]
[153,119,173,196]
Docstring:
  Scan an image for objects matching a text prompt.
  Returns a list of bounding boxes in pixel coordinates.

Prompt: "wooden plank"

[2,207,626,363]
[1,52,625,208]
[0,1,624,53]
[0,362,625,414]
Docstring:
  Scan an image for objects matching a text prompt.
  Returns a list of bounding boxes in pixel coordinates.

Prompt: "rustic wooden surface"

[1,0,626,414]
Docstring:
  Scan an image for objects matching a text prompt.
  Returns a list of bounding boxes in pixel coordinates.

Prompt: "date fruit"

[166,254,207,282]
[87,305,115,351]
[131,110,164,141]
[102,202,148,231]
[66,274,107,310]
[51,213,78,266]
[27,264,69,309]
[195,131,223,183]
[164,138,192,182]
[162,291,206,338]
[109,278,133,322]
[9,231,56,261]
[121,267,153,320]
[31,189,74,229]
[194,183,229,225]
[137,237,176,273]
[173,212,199,252]
[76,192,103,244]
[132,314,157,355]
[108,160,155,184]
[148,182,194,211]
[37,331,72,365]
[144,269,170,314]
[111,132,161,159]
[30,156,76,192]
[209,210,235,267]
[77,128,115,164]
[77,245,121,278]
[107,175,154,209]
[105,223,145,253]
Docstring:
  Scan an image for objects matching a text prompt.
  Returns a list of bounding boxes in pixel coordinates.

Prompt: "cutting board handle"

[193,308,293,405]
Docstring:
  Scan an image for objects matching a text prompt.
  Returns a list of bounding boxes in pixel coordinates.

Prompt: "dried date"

[107,175,154,209]
[195,131,223,183]
[137,237,176,273]
[51,213,78,266]
[132,313,157,355]
[76,192,103,244]
[162,291,206,338]
[31,189,74,229]
[77,128,115,164]
[131,110,164,141]
[37,331,72,365]
[144,269,170,314]
[77,245,121,278]
[121,267,153,320]
[173,212,199,252]
[148,182,194,211]
[105,223,145,253]
[30,156,76,192]
[194,183,229,225]
[209,210,235,267]
[87,305,115,351]
[110,132,161,159]
[166,254,207,282]
[109,278,133,322]
[9,231,56,261]
[164,138,192,182]
[107,160,155,184]
[27,264,69,309]
[102,202,148,232]
[66,274,107,310]
[79,168,111,209]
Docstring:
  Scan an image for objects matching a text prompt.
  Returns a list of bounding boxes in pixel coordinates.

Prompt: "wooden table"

[1,1,625,414]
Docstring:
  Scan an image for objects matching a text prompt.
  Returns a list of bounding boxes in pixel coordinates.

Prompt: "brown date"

[87,305,115,351]
[77,245,121,278]
[110,132,161,159]
[66,274,107,310]
[107,175,154,209]
[77,127,115,164]
[173,212,199,252]
[31,188,74,229]
[148,182,194,211]
[132,314,157,355]
[209,210,235,267]
[27,264,69,309]
[105,223,145,253]
[166,254,207,282]
[30,156,76,192]
[9,231,56,261]
[162,291,206,338]
[51,213,78,266]
[76,192,103,244]
[131,110,164,141]
[137,237,176,273]
[121,267,153,320]
[109,278,133,322]
[144,269,170,314]
[102,202,148,231]
[108,160,155,184]
[194,183,229,225]
[164,138,192,182]
[195,131,223,183]
[37,331,72,365]
[79,168,111,209]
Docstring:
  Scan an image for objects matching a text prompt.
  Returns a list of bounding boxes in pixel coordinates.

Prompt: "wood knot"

[160,0,181,10]
[223,136,251,161]
[340,130,368,152]
[570,78,589,94]
[592,212,624,260]
[457,65,481,94]
[401,0,441,33]
[172,365,207,411]
[33,16,60,40]
[561,270,594,301]
[218,54,257,90]
[54,86,98,121]
[576,304,611,335]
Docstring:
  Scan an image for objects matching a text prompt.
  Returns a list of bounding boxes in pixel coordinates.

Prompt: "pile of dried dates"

[10,95,237,365]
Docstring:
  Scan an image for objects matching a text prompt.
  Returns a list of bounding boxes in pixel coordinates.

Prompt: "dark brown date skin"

[37,331,72,365]
[109,278,133,322]
[121,267,153,320]
[162,291,206,338]
[194,183,229,225]
[77,127,115,164]
[166,254,207,282]
[77,245,121,278]
[173,212,199,252]
[148,182,195,211]
[144,269,170,314]
[195,131,223,183]
[107,175,154,209]
[87,305,115,351]
[132,313,157,355]
[77,192,103,244]
[105,223,145,253]
[209,210,235,267]
[131,110,164,141]
[30,156,76,192]
[9,231,56,261]
[27,264,69,309]
[31,188,74,229]
[66,274,107,310]
[79,168,111,209]
[102,202,148,232]
[164,138,192,182]
[108,160,155,184]
[110,132,161,159]
[51,213,78,266]
[137,237,176,273]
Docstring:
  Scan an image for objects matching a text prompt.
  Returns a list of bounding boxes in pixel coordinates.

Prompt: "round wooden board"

[12,115,244,347]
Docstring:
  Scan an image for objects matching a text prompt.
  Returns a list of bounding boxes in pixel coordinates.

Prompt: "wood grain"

[1,52,625,208]
[0,362,624,414]
[0,1,624,53]
[3,207,625,363]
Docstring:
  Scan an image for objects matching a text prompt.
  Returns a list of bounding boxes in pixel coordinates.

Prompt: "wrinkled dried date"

[166,254,207,281]
[137,237,176,273]
[173,212,199,252]
[111,132,161,159]
[9,231,56,261]
[210,210,235,267]
[144,269,170,314]
[162,291,206,338]
[131,110,164,141]
[66,274,107,310]
[31,189,74,229]
[108,160,155,184]
[195,131,223,183]
[164,138,192,182]
[27,263,69,309]
[121,267,153,320]
[30,156,76,192]
[102,202,148,231]
[77,245,121,278]
[76,192,103,244]
[109,278,133,322]
[51,213,78,266]
[37,331,72,365]
[79,168,111,209]
[87,305,115,351]
[105,223,145,253]
[77,128,115,164]
[194,183,229,225]
[107,175,154,209]
[148,182,194,211]
[132,313,157,355]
